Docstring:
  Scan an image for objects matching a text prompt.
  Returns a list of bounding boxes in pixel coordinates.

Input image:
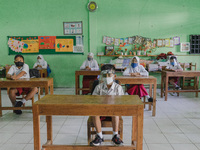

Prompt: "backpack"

[29,69,41,78]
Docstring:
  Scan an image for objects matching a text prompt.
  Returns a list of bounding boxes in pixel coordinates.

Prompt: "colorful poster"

[21,40,39,53]
[55,39,73,52]
[38,36,56,49]
[63,21,83,35]
[8,38,24,52]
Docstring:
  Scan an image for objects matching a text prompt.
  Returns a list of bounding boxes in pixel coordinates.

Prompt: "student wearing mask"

[164,56,183,90]
[123,56,153,102]
[80,52,99,95]
[90,64,124,146]
[6,54,38,114]
[33,55,47,69]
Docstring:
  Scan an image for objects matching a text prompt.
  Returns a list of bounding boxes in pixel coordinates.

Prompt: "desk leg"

[149,84,152,97]
[0,88,2,117]
[75,74,79,95]
[165,75,169,101]
[136,105,143,150]
[132,116,137,143]
[50,84,53,95]
[161,73,163,98]
[153,83,157,116]
[33,105,41,150]
[46,116,53,144]
[45,85,49,95]
[196,77,199,97]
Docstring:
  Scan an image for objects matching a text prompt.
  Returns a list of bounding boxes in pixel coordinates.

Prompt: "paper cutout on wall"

[8,38,24,52]
[21,40,39,53]
[38,36,56,49]
[55,39,73,52]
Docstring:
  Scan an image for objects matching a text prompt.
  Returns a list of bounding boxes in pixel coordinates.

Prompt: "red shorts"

[16,88,30,96]
[100,116,112,121]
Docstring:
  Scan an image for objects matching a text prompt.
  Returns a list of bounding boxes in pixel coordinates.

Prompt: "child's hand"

[11,73,17,80]
[130,73,140,76]
[86,67,91,71]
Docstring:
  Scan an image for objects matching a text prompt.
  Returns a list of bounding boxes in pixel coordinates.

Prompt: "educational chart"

[21,40,39,53]
[55,39,73,52]
[8,36,84,55]
[38,36,56,49]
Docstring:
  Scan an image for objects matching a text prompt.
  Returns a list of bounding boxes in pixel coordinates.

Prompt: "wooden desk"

[116,76,157,116]
[0,78,53,116]
[33,95,143,150]
[75,70,101,95]
[161,71,200,101]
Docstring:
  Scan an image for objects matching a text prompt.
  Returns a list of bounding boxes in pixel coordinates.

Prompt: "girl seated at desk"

[123,56,153,102]
[33,55,47,69]
[80,52,99,95]
[163,56,183,90]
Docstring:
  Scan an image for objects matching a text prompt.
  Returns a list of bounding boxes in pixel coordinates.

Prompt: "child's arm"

[80,61,86,70]
[123,67,131,76]
[11,71,26,80]
[6,66,14,79]
[42,61,48,69]
[139,66,149,76]
[91,60,99,71]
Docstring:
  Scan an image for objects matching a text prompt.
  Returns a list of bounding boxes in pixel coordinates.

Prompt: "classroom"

[0,0,200,150]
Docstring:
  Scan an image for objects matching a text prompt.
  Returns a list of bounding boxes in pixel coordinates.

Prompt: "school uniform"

[93,81,124,120]
[33,55,47,69]
[166,63,183,84]
[7,63,30,95]
[123,56,149,98]
[80,59,99,94]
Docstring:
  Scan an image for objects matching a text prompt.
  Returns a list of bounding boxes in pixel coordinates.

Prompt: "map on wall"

[55,39,73,52]
[38,36,56,49]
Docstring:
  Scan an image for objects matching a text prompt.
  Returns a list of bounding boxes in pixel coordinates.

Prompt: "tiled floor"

[0,88,200,150]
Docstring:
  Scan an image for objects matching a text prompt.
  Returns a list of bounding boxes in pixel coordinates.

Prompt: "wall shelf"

[97,54,200,57]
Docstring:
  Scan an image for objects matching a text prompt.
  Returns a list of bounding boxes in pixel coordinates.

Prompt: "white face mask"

[103,77,113,85]
[38,59,42,63]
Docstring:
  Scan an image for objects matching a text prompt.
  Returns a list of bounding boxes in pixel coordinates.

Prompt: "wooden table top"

[75,70,101,75]
[162,70,200,77]
[116,75,157,80]
[0,78,53,88]
[35,95,143,106]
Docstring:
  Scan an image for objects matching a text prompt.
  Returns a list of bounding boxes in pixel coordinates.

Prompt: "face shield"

[100,70,115,85]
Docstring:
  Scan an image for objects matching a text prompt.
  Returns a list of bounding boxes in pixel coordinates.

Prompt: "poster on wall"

[180,42,190,52]
[63,21,83,35]
[55,39,74,52]
[38,36,56,49]
[21,40,39,53]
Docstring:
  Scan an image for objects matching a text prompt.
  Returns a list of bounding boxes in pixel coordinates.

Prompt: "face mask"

[103,77,113,85]
[170,62,175,66]
[88,57,93,61]
[131,63,138,68]
[15,62,24,67]
[38,59,42,63]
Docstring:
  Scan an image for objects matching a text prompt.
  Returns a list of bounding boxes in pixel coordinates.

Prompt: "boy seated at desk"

[33,54,47,69]
[163,56,183,90]
[6,54,38,115]
[80,52,99,95]
[90,64,124,146]
[123,56,153,102]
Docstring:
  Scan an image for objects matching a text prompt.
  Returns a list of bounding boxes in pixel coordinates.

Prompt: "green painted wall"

[0,0,200,87]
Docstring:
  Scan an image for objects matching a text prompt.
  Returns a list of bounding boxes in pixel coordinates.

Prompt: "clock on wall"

[87,1,98,12]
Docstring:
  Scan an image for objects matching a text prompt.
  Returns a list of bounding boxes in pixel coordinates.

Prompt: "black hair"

[101,64,115,72]
[170,56,177,60]
[14,54,24,61]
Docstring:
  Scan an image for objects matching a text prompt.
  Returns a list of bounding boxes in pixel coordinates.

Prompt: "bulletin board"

[7,36,84,55]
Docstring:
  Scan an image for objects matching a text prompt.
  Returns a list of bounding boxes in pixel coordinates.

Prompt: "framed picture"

[156,39,164,47]
[180,42,190,52]
[173,36,180,45]
[63,21,83,35]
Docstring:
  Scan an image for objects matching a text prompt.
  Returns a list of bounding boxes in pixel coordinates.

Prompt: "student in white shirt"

[90,64,124,146]
[123,56,153,102]
[164,56,183,90]
[33,55,47,69]
[6,55,38,115]
[80,52,99,94]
